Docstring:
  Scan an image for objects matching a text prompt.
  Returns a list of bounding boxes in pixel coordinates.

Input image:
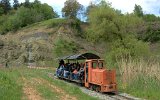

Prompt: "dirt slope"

[0,19,106,67]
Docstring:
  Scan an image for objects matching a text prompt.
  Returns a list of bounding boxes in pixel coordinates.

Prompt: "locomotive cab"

[84,59,117,93]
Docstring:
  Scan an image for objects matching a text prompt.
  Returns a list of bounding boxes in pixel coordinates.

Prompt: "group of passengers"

[56,60,84,80]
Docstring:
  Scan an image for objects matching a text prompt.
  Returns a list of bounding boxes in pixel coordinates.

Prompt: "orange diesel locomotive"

[56,53,117,93]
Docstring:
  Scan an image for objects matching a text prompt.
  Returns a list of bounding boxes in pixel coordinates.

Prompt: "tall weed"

[117,58,160,100]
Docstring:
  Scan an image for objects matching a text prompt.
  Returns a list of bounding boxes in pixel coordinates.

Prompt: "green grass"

[117,75,160,100]
[26,68,98,100]
[42,76,98,100]
[125,75,160,100]
[0,68,22,100]
[0,67,98,100]
[54,38,79,57]
[21,18,66,29]
[36,84,60,100]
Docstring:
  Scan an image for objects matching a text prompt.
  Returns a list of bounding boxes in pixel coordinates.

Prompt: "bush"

[144,29,160,42]
[105,36,150,68]
[54,39,78,57]
[50,19,66,27]
[15,6,40,27]
[68,19,81,31]
[0,15,9,34]
[143,14,160,22]
[0,2,58,35]
[32,3,55,20]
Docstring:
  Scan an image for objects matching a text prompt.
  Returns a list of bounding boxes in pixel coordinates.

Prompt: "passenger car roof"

[59,53,100,60]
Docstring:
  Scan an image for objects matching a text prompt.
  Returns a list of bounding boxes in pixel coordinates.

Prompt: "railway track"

[49,73,143,100]
[109,94,136,100]
[80,86,140,100]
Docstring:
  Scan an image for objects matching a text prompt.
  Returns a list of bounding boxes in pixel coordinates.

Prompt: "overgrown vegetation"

[139,26,160,43]
[0,0,58,35]
[105,37,150,68]
[117,58,160,100]
[54,39,79,57]
[86,1,150,64]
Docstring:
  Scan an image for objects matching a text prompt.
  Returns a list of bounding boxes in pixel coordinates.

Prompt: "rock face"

[0,40,4,49]
[0,32,54,67]
[0,40,26,67]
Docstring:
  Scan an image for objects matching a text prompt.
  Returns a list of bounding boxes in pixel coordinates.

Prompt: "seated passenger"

[78,65,84,80]
[71,63,75,72]
[64,70,69,78]
[73,69,78,80]
[60,64,65,76]
[56,61,65,77]
[76,62,81,71]
[63,63,70,78]
[79,67,84,73]
[73,69,78,74]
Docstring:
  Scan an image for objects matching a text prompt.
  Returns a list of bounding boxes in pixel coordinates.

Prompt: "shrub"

[105,36,150,68]
[143,14,160,22]
[33,3,55,20]
[0,15,9,34]
[15,6,38,27]
[144,29,160,42]
[54,39,78,57]
[50,19,66,27]
[0,2,58,35]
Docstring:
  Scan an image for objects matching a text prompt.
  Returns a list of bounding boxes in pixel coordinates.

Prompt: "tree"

[87,1,149,62]
[143,14,160,22]
[13,0,19,9]
[0,0,11,14]
[0,6,4,15]
[134,4,143,17]
[87,1,143,42]
[24,0,30,8]
[0,1,59,35]
[62,0,82,19]
[32,3,58,19]
[34,0,40,4]
[85,1,97,21]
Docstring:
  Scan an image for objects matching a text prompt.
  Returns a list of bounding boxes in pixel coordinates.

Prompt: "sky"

[18,0,160,16]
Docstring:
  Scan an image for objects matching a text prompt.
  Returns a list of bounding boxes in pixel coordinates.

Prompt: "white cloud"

[18,0,160,16]
[77,0,92,6]
[107,0,160,16]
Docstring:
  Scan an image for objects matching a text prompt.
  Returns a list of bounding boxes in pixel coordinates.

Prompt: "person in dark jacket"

[56,59,65,77]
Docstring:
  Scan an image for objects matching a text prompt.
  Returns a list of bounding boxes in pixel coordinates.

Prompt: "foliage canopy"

[86,1,150,63]
[62,0,83,19]
[0,0,58,35]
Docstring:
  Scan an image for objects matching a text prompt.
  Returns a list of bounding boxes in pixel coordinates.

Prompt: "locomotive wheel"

[96,86,101,92]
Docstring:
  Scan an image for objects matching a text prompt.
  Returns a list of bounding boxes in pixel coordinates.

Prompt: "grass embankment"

[0,67,97,100]
[0,68,22,100]
[117,59,160,100]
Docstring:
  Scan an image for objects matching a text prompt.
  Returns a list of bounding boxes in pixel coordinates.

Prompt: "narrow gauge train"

[55,53,117,93]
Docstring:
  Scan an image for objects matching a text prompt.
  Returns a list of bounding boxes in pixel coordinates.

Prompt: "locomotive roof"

[59,53,100,60]
[86,59,104,61]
